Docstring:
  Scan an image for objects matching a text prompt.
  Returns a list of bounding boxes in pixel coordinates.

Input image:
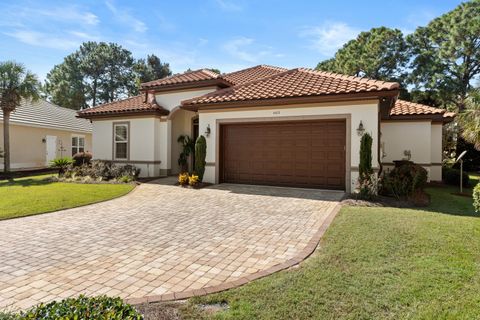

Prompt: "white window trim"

[71,134,86,156]
[113,122,130,161]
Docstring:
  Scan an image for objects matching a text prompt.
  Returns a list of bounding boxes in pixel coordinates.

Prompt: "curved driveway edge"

[126,203,342,305]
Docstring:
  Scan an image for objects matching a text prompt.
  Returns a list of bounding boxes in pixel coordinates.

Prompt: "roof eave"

[140,78,231,93]
[77,109,169,120]
[383,113,455,123]
[181,90,399,112]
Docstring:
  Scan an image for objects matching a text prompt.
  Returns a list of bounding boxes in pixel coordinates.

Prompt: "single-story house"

[78,65,454,192]
[0,99,92,170]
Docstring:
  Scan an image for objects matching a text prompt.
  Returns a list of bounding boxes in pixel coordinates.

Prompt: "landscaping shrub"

[63,161,139,183]
[195,135,207,181]
[189,173,199,186]
[357,173,380,201]
[359,133,373,179]
[442,167,470,187]
[474,183,480,213]
[178,172,189,186]
[72,151,92,166]
[357,132,376,200]
[0,311,15,320]
[18,295,142,320]
[382,162,428,200]
[50,157,73,176]
[177,135,195,172]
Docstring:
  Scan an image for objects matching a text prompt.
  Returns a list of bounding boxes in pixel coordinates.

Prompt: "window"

[114,123,129,160]
[71,135,85,156]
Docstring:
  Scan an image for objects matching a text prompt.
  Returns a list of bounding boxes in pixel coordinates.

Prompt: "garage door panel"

[221,120,346,190]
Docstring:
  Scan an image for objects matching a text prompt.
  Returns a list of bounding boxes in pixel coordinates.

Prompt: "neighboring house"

[78,65,454,192]
[0,99,92,170]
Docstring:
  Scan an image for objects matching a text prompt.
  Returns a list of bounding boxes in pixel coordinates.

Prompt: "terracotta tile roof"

[141,69,225,89]
[389,99,455,122]
[221,65,288,85]
[443,111,456,118]
[182,68,400,107]
[77,95,169,118]
[390,99,445,116]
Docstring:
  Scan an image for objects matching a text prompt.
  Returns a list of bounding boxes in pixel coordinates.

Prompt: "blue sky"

[0,0,463,81]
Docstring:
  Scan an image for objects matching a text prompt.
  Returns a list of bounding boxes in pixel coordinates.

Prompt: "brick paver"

[0,178,343,310]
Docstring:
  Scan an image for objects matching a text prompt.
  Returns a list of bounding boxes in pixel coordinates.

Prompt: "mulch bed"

[135,302,184,320]
[176,182,213,189]
[341,192,430,208]
[0,168,57,180]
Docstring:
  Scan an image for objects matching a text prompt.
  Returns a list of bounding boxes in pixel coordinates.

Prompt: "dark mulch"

[0,168,57,180]
[176,182,213,189]
[341,193,430,208]
[135,302,184,320]
[451,192,473,198]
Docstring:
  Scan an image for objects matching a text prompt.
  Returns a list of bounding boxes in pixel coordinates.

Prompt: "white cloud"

[105,0,147,33]
[18,6,99,26]
[5,30,83,50]
[223,37,257,62]
[67,31,101,42]
[214,0,243,12]
[222,37,282,63]
[300,22,360,57]
[122,39,197,71]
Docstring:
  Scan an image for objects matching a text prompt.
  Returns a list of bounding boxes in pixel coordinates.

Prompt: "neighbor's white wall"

[0,122,92,170]
[199,102,379,191]
[381,121,443,181]
[155,87,218,112]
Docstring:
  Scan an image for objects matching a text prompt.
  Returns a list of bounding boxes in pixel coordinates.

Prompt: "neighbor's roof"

[221,65,288,85]
[77,95,169,118]
[390,99,455,121]
[182,68,400,108]
[0,99,92,133]
[140,69,230,90]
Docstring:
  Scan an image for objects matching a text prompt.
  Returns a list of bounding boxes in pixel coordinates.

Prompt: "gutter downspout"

[378,102,383,176]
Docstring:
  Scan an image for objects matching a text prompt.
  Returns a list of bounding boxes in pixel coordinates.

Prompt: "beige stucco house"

[78,65,454,192]
[0,99,92,170]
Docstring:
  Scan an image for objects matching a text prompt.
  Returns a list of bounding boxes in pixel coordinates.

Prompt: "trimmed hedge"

[18,295,142,320]
[443,167,470,187]
[64,160,140,181]
[474,183,480,213]
[382,162,428,200]
[72,152,92,166]
[195,135,207,182]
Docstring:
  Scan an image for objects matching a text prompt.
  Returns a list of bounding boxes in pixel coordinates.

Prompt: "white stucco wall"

[381,121,443,181]
[198,101,380,192]
[92,117,163,177]
[155,87,218,112]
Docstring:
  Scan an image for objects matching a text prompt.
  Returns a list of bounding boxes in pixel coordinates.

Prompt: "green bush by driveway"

[0,175,134,220]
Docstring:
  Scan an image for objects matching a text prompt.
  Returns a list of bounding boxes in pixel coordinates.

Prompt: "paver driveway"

[0,178,343,310]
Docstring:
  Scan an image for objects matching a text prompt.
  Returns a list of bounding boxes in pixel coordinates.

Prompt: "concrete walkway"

[0,178,343,309]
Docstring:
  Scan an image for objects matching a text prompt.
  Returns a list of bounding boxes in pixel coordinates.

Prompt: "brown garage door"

[220,119,346,190]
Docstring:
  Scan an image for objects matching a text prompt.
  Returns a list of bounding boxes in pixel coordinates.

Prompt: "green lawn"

[0,174,135,220]
[184,177,480,319]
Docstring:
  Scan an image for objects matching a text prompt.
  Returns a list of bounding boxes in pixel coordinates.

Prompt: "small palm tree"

[177,135,195,172]
[459,90,480,150]
[0,61,40,173]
